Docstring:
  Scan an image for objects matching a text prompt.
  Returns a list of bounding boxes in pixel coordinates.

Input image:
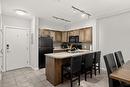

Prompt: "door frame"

[0,28,3,78]
[3,26,31,72]
[0,28,3,56]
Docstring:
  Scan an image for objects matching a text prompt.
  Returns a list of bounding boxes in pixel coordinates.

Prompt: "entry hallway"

[0,68,108,87]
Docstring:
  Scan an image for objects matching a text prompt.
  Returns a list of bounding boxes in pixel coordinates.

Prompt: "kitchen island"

[45,50,94,86]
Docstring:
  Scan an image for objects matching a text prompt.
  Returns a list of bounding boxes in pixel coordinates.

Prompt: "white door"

[0,30,3,55]
[0,29,3,79]
[5,28,29,71]
[0,29,3,61]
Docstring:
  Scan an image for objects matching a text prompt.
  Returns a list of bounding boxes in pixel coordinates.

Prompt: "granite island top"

[45,50,95,59]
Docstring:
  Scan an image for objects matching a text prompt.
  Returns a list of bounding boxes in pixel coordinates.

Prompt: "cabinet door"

[39,29,46,37]
[79,29,85,42]
[55,31,62,42]
[62,31,68,42]
[50,31,55,41]
[73,30,79,36]
[39,29,50,37]
[68,31,74,41]
[84,28,92,43]
[68,31,74,36]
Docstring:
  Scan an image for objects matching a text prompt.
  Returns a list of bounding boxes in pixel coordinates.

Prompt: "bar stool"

[61,55,82,87]
[82,53,94,81]
[93,51,101,75]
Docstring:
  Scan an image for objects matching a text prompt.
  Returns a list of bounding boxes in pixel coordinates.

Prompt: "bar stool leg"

[78,73,80,85]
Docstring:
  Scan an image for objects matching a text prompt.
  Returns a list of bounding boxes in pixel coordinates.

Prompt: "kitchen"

[1,0,130,87]
[39,27,92,85]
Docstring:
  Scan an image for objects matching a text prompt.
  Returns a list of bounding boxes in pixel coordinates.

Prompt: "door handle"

[6,44,9,49]
[6,44,11,53]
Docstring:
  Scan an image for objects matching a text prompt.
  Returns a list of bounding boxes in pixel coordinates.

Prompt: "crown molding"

[97,8,130,20]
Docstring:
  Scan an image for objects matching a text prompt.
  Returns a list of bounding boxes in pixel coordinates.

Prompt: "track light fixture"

[52,16,71,22]
[72,6,91,17]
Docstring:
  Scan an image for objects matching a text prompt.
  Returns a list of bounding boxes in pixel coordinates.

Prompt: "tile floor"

[0,67,108,87]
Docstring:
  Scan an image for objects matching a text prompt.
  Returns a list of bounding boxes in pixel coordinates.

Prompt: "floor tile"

[0,67,108,87]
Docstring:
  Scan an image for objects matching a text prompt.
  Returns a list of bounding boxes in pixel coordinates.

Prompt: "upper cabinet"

[68,31,74,36]
[73,30,79,36]
[68,30,80,41]
[50,31,55,41]
[39,29,50,37]
[79,29,85,42]
[39,27,92,43]
[39,29,62,42]
[55,31,62,42]
[62,31,68,42]
[67,28,92,43]
[84,27,92,43]
[68,30,79,36]
[79,27,92,43]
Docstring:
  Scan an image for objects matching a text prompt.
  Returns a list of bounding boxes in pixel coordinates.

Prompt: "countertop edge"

[45,50,96,59]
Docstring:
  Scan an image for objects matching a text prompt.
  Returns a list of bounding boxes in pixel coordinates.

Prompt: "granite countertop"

[45,50,94,59]
[53,48,66,51]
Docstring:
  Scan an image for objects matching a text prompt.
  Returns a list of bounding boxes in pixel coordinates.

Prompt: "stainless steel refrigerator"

[39,37,53,69]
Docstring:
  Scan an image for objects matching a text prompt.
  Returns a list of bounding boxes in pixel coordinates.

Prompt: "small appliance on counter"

[61,42,70,49]
[71,43,82,49]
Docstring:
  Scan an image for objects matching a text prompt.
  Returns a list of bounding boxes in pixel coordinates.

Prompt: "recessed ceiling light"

[15,9,27,15]
[81,14,86,18]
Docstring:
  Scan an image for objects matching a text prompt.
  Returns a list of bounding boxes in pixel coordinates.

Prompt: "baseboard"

[29,65,39,71]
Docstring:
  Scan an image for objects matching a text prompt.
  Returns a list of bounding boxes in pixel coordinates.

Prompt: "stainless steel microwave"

[69,36,79,43]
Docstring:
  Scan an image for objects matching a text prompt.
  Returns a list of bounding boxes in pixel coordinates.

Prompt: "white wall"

[0,0,2,80]
[69,19,98,51]
[0,0,2,28]
[3,15,31,28]
[30,17,39,70]
[98,11,130,69]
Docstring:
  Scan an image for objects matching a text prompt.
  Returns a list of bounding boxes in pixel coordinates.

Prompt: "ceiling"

[2,0,130,28]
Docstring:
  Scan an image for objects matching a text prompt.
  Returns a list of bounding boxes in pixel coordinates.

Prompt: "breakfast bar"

[45,50,94,86]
